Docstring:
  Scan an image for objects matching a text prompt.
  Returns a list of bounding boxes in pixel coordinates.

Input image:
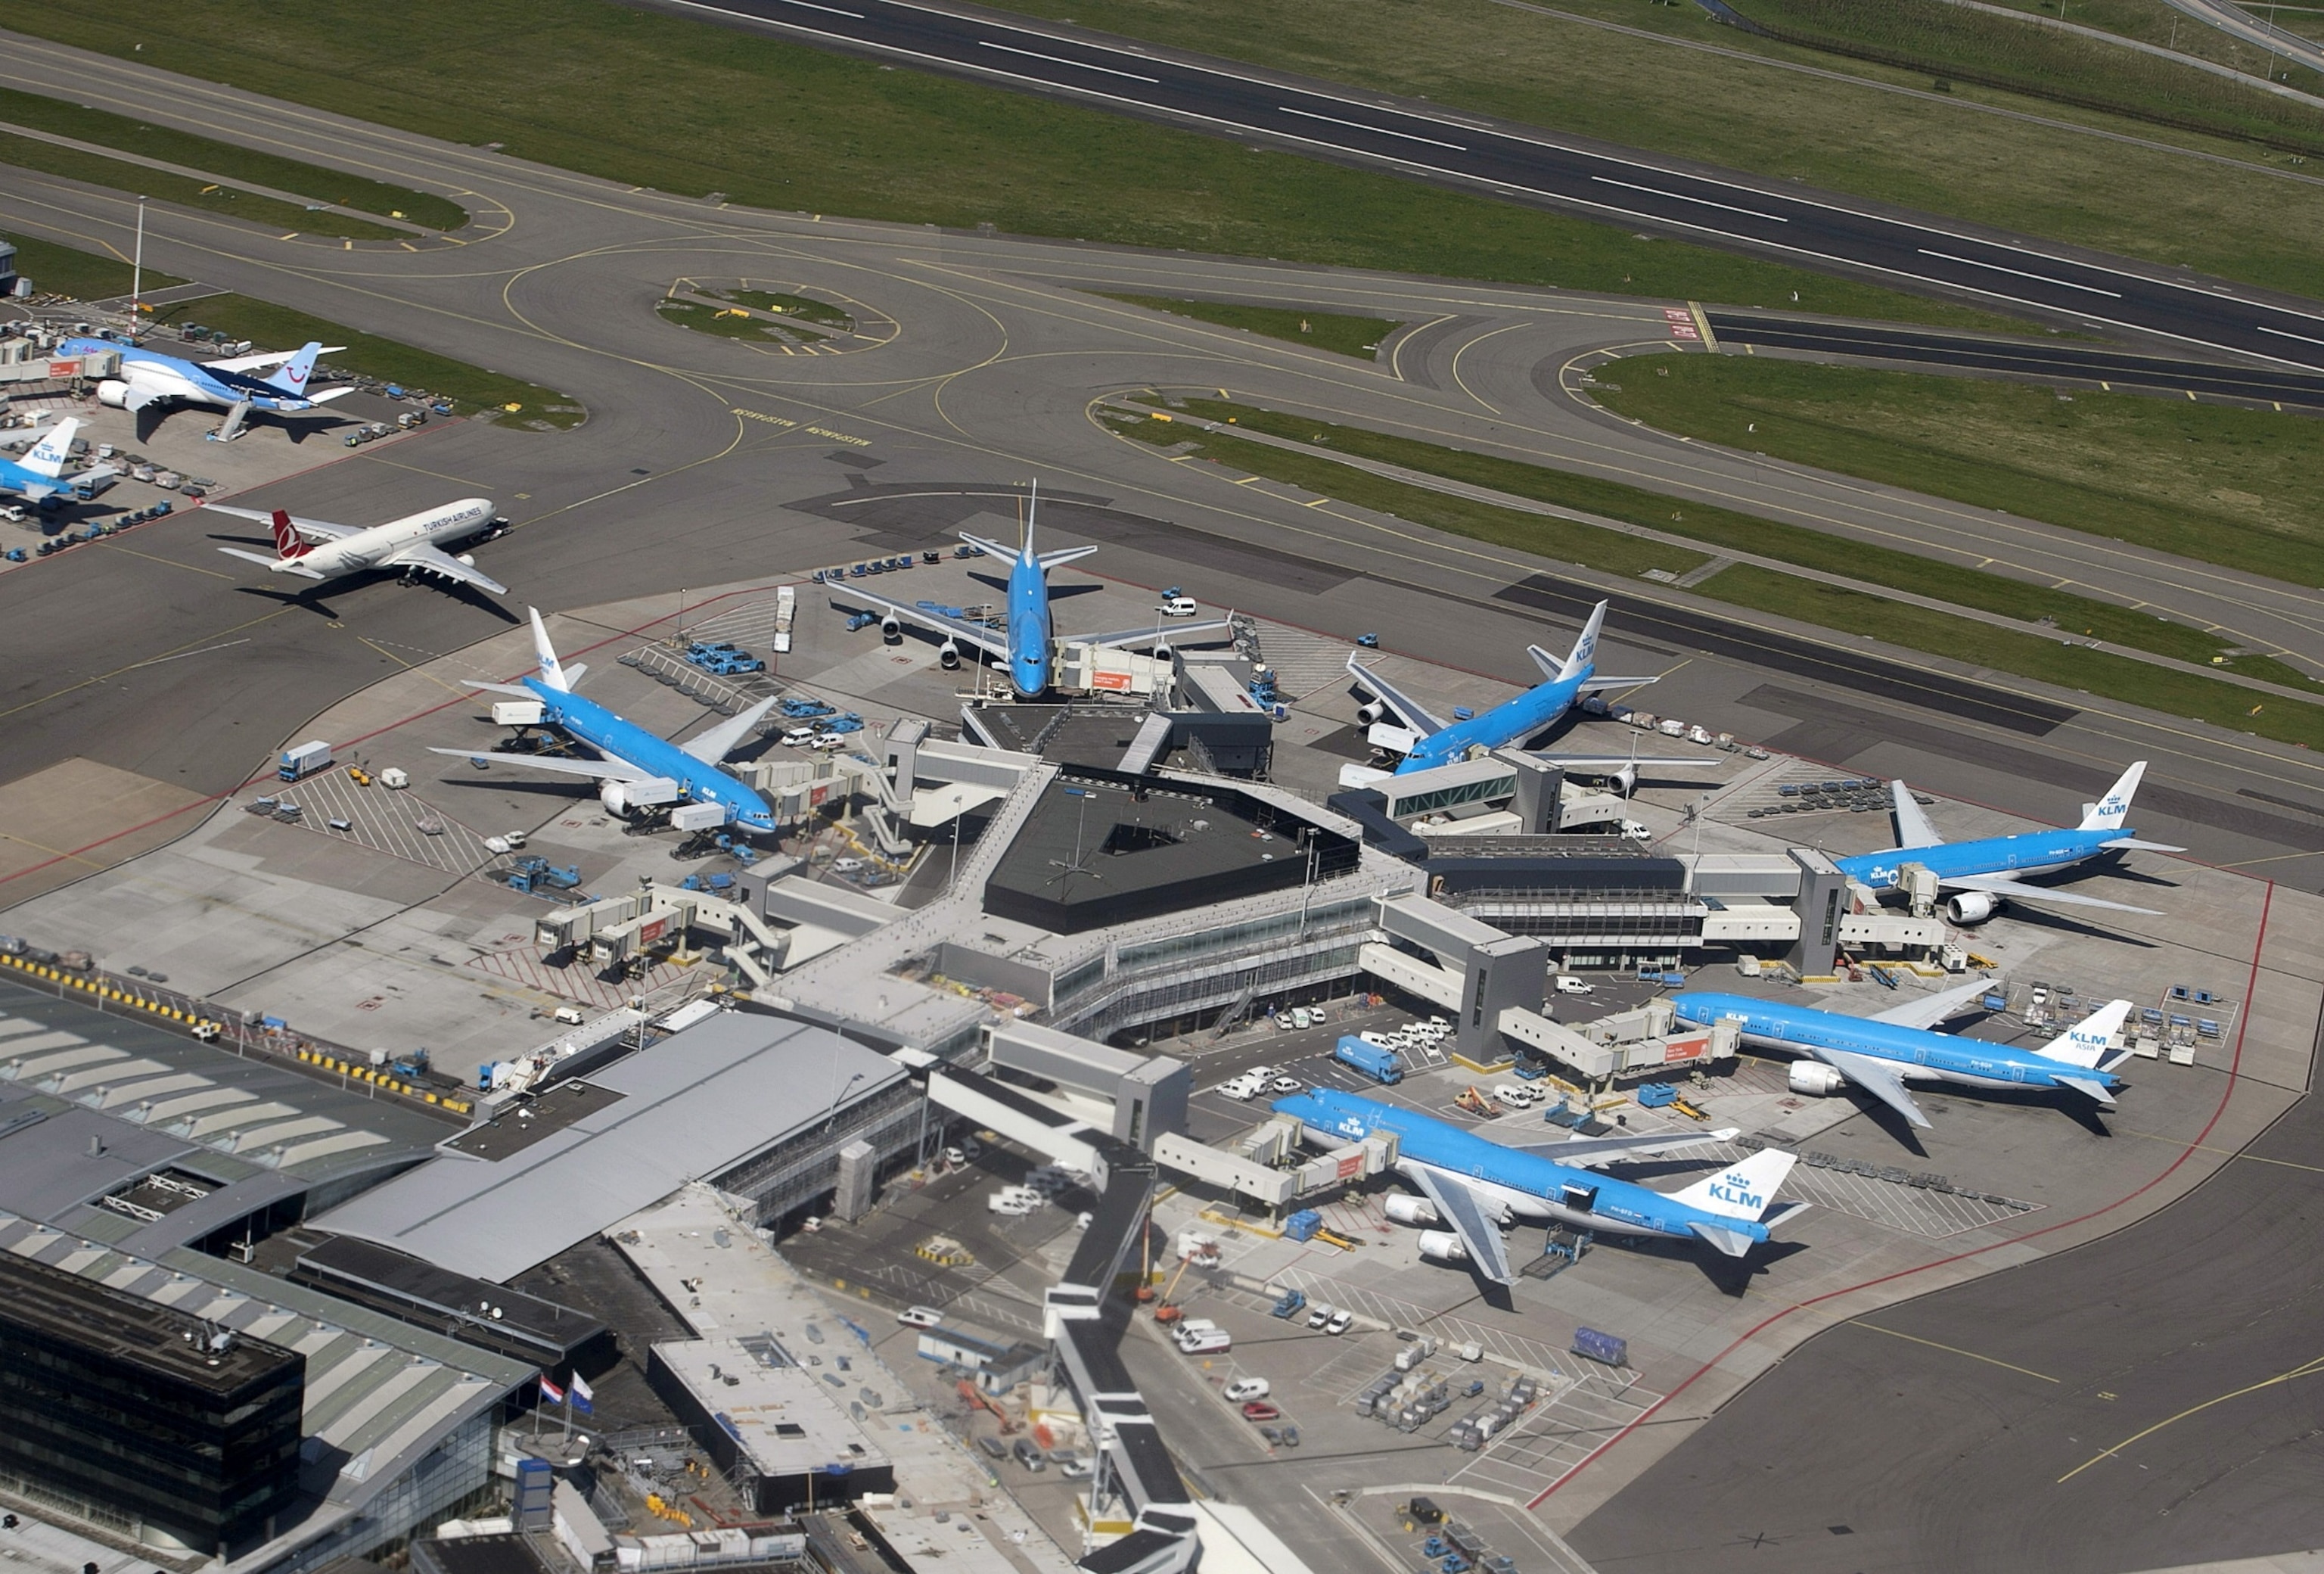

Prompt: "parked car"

[1011,1438,1046,1472]
[975,1436,1008,1460]
[1306,1304,1334,1330]
[1268,1076,1303,1095]
[1178,1330,1232,1355]
[1240,1401,1282,1421]
[1325,1309,1353,1336]
[897,1305,943,1329]
[1223,1377,1271,1402]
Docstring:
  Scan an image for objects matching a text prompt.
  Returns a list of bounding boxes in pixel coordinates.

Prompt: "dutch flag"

[539,1376,566,1406]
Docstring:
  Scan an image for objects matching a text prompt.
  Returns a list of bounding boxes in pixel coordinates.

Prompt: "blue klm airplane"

[836,482,1229,697]
[1272,1087,1807,1280]
[431,608,779,832]
[1670,985,2136,1130]
[1836,764,2181,923]
[1342,599,1716,787]
[0,418,113,505]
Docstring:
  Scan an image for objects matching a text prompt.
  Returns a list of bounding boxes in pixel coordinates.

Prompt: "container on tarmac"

[1334,1034,1404,1085]
[278,739,333,781]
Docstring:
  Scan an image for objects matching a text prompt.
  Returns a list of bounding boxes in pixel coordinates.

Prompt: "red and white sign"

[1336,1152,1365,1181]
[46,358,82,378]
[1662,307,1700,342]
[1663,1033,1712,1062]
[1090,670,1133,692]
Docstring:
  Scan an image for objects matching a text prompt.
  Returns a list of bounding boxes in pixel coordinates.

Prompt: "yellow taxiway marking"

[2059,1355,2324,1482]
[1847,1320,2058,1383]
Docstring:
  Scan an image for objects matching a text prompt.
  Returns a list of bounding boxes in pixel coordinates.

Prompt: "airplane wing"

[205,345,346,372]
[1890,779,1943,850]
[217,546,328,580]
[425,747,659,783]
[1804,1046,1932,1128]
[680,695,781,764]
[1940,873,2160,916]
[1347,655,1446,737]
[1530,751,1726,770]
[1405,1167,1515,1286]
[384,542,508,596]
[1484,1125,1741,1166]
[839,584,1009,660]
[203,503,363,543]
[1080,618,1232,649]
[1871,977,1995,1031]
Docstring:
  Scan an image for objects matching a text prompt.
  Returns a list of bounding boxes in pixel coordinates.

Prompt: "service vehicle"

[1223,1377,1271,1402]
[896,1305,943,1329]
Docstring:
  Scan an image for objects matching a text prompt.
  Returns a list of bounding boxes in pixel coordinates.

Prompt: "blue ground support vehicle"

[778,695,836,719]
[1334,1034,1404,1084]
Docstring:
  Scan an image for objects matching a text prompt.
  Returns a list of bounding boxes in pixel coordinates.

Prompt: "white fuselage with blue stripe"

[1270,1087,1769,1247]
[61,338,323,414]
[1670,991,2123,1098]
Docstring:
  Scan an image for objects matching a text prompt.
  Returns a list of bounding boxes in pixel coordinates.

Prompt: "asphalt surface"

[664,0,2324,369]
[3,33,2324,896]
[1571,1009,2324,1574]
[1704,312,2324,408]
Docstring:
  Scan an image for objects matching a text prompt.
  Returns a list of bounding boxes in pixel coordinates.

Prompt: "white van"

[1159,595,1201,618]
[1620,820,1653,842]
[1223,1377,1271,1402]
[1553,976,1595,996]
[1178,1330,1232,1355]
[1291,1007,1313,1030]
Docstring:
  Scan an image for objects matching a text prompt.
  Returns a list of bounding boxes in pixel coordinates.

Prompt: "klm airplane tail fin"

[20,417,82,479]
[1555,599,1609,683]
[2040,999,2133,1069]
[527,607,574,693]
[1670,1148,1798,1220]
[2078,761,2146,831]
[263,341,325,399]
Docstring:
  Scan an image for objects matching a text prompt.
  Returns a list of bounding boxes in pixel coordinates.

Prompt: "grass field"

[1098,295,1403,359]
[655,297,826,345]
[149,297,582,430]
[5,232,183,300]
[0,129,401,241]
[1591,355,2324,593]
[1144,395,2284,674]
[1115,399,2324,748]
[0,85,464,231]
[1729,0,2324,148]
[712,289,853,330]
[0,0,2024,329]
[1976,0,2324,74]
[1113,412,1707,581]
[987,0,2324,306]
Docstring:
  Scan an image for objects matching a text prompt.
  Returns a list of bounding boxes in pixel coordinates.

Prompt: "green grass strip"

[0,129,401,241]
[1114,410,1706,580]
[1701,564,2324,748]
[654,297,825,345]
[1592,354,2324,596]
[0,85,464,231]
[4,232,184,300]
[1098,295,1402,359]
[1153,395,2287,680]
[1,0,2025,331]
[151,296,582,431]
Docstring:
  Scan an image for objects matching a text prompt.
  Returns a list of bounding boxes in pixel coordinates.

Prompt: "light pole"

[131,196,147,328]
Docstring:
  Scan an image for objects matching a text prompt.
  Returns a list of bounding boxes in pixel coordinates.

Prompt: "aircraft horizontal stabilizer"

[1580,677,1662,688]
[1686,1221,1757,1258]
[306,387,359,404]
[2053,1074,2117,1107]
[1760,1201,1813,1233]
[2099,837,2185,853]
[216,546,326,580]
[463,680,537,698]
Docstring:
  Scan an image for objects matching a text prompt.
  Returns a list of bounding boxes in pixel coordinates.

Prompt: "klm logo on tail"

[1706,1174,1764,1212]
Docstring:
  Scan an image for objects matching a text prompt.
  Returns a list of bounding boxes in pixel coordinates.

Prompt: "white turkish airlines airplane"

[211,496,507,593]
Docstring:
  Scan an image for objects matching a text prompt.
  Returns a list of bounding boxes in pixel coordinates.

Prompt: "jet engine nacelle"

[1383,1195,1443,1228]
[456,553,477,566]
[1788,1062,1849,1097]
[937,639,961,670]
[1415,1230,1470,1265]
[880,616,900,643]
[1356,700,1387,726]
[95,379,132,409]
[1945,891,1999,925]
[1151,641,1173,662]
[1609,764,1638,798]
[599,781,633,817]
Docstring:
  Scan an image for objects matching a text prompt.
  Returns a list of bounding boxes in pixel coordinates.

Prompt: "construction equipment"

[955,1380,1019,1433]
[1454,1086,1498,1119]
[1151,1255,1198,1323]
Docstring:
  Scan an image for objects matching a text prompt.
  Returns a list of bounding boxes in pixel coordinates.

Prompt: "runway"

[658,0,2324,370]
[4,31,2324,899]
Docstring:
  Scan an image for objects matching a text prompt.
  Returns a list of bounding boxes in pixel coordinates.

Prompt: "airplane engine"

[598,782,632,817]
[1382,1195,1443,1228]
[1415,1230,1470,1265]
[1610,764,1638,798]
[1151,641,1173,662]
[456,553,477,566]
[937,639,961,670]
[1945,891,1999,925]
[1356,700,1387,726]
[880,616,901,644]
[95,380,132,409]
[1788,1062,1849,1097]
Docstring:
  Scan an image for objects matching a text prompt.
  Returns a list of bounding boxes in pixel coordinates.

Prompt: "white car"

[1325,1310,1353,1336]
[831,856,865,874]
[1223,1377,1271,1402]
[1306,1303,1334,1330]
[1268,1076,1303,1095]
[1492,1084,1539,1110]
[781,726,817,747]
[1274,1012,1294,1028]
